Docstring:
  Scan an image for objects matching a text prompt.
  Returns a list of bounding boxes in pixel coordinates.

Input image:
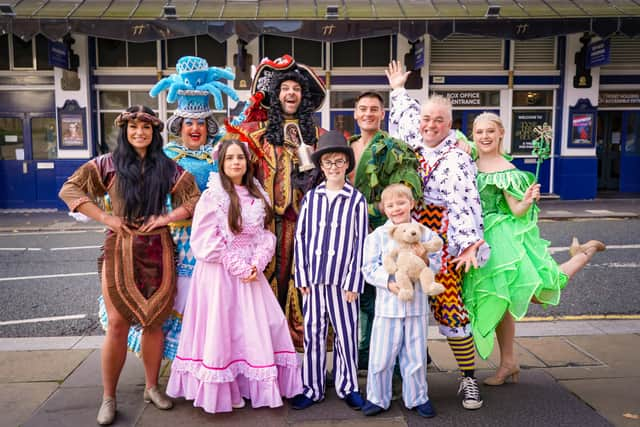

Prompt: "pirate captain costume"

[235,55,327,350]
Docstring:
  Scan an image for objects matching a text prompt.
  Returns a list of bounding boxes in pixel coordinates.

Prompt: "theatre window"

[96,38,157,68]
[511,90,554,155]
[332,36,393,68]
[262,35,323,68]
[166,36,226,68]
[0,34,52,70]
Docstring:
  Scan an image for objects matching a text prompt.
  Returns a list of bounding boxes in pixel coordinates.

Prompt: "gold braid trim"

[274,146,293,216]
[248,126,275,171]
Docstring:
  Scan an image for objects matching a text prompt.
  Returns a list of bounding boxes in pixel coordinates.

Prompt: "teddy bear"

[382,222,445,301]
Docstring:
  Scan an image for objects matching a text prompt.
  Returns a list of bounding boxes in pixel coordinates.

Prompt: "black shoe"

[391,373,402,401]
[326,370,335,388]
[344,391,364,410]
[291,394,316,410]
[415,400,436,418]
[458,377,483,410]
[362,400,385,416]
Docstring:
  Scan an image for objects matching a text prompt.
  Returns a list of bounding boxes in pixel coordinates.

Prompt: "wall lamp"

[325,5,339,19]
[0,4,16,17]
[163,3,178,19]
[485,5,501,18]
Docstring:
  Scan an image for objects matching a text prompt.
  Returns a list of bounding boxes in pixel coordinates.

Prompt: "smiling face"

[278,80,302,118]
[126,119,154,158]
[354,95,385,133]
[382,193,415,225]
[473,115,505,157]
[320,152,348,187]
[180,118,207,149]
[222,142,247,185]
[419,100,452,148]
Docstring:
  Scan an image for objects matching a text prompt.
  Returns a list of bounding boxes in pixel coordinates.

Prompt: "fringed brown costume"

[59,153,199,328]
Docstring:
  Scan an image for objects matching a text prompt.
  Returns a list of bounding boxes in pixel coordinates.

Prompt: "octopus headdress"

[149,56,241,139]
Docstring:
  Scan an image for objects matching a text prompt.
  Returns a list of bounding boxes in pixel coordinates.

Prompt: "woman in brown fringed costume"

[59,105,200,425]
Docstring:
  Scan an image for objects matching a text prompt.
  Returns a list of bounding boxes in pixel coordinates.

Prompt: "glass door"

[620,111,640,192]
[0,113,57,208]
[596,111,622,191]
[30,114,58,206]
[0,115,31,208]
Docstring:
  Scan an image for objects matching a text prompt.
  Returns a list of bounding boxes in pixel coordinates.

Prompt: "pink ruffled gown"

[167,178,302,413]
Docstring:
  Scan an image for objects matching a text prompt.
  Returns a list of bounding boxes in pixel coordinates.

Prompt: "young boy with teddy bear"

[361,183,443,418]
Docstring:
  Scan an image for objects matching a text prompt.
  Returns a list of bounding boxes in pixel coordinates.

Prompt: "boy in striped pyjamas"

[361,183,441,418]
[291,130,368,410]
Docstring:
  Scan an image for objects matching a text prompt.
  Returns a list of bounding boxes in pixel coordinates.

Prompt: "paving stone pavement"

[1,320,639,427]
[1,199,638,426]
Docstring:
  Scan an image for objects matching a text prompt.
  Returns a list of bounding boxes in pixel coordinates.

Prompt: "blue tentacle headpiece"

[149,56,239,119]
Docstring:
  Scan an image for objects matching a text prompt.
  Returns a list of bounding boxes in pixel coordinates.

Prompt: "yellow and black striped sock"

[448,336,475,377]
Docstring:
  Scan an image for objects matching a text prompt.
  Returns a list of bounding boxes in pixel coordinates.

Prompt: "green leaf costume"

[350,130,422,230]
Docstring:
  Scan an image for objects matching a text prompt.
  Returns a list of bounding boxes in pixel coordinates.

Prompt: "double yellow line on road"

[523,314,640,321]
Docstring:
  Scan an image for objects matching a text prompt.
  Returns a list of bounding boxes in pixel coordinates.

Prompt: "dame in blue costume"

[99,56,240,360]
[463,113,605,386]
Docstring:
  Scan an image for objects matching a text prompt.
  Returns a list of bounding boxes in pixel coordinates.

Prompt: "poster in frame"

[511,110,551,155]
[568,98,597,148]
[57,99,87,150]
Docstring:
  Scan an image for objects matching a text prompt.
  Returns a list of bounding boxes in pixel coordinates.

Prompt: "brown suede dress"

[59,153,200,328]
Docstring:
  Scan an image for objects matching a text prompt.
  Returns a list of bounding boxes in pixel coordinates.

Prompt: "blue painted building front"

[0,16,639,208]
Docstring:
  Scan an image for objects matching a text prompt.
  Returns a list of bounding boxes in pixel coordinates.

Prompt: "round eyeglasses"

[321,159,347,169]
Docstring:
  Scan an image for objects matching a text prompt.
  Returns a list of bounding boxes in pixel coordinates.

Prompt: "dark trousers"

[358,283,376,369]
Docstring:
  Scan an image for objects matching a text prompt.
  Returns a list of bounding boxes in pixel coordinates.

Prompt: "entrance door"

[619,111,640,192]
[0,113,57,208]
[597,111,622,191]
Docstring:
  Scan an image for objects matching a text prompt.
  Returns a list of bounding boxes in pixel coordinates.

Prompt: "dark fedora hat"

[311,130,355,174]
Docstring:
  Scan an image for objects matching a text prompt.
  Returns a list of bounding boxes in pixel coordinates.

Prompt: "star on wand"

[530,122,552,218]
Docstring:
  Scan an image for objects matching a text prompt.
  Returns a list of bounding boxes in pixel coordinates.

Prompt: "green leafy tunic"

[463,168,568,359]
[350,130,422,230]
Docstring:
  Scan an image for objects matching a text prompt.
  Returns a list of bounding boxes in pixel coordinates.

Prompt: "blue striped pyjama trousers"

[366,314,430,409]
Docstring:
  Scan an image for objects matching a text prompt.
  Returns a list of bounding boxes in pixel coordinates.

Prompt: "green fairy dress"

[463,168,568,359]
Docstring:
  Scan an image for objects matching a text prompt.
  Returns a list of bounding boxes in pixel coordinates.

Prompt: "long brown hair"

[217,138,274,234]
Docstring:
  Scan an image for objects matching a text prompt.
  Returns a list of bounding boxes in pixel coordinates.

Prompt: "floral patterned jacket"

[389,88,490,264]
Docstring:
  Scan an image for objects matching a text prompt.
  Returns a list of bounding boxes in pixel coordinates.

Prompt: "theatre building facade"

[0,3,639,208]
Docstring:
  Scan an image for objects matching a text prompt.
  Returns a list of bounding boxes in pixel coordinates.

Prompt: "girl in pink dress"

[167,138,302,413]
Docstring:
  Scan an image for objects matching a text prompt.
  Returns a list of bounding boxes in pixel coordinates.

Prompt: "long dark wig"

[112,105,176,223]
[265,70,318,147]
[217,138,274,234]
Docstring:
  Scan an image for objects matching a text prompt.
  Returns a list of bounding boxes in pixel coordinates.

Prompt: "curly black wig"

[265,70,318,147]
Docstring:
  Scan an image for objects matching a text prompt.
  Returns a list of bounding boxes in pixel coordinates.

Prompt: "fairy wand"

[531,122,552,219]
